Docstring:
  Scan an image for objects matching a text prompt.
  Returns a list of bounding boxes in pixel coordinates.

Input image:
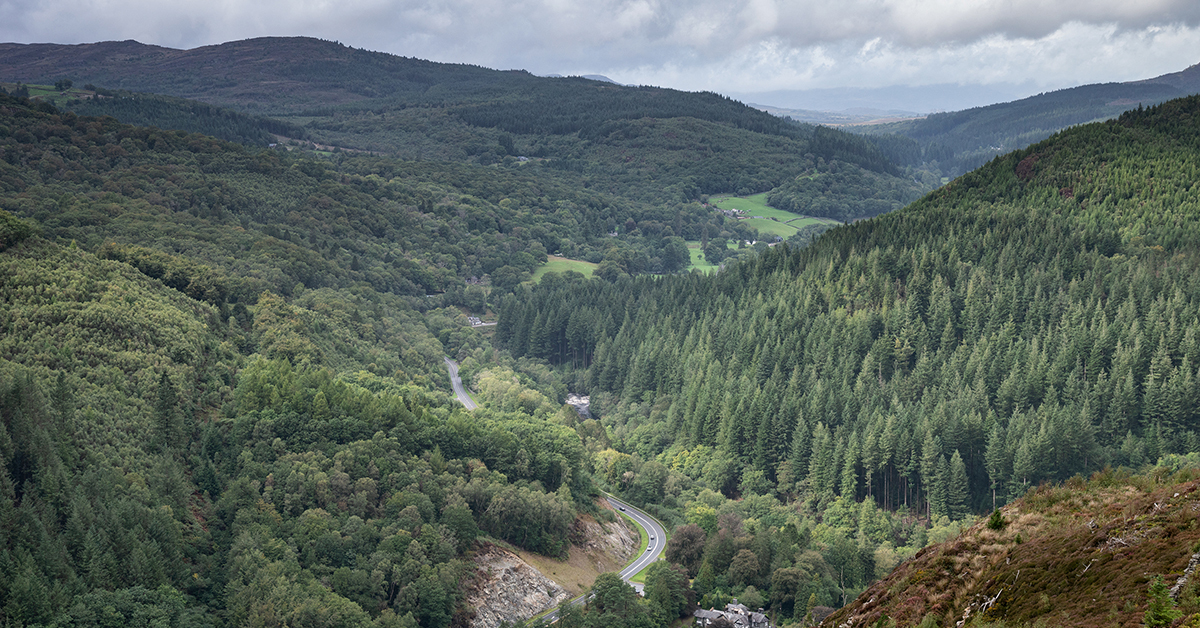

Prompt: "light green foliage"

[0,94,605,626]
[531,258,597,282]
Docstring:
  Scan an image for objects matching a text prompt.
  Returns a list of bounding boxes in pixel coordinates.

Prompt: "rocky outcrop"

[570,512,639,570]
[466,544,570,628]
[465,501,641,628]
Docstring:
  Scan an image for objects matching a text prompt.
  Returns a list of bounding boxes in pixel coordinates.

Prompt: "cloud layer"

[2,0,1198,106]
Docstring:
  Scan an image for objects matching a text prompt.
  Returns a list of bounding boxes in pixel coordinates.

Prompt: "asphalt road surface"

[606,495,667,588]
[443,357,477,410]
[542,494,666,623]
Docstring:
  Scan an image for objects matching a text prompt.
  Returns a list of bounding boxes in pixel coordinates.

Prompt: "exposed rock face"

[466,504,640,628]
[466,544,570,628]
[570,512,639,569]
[565,393,591,418]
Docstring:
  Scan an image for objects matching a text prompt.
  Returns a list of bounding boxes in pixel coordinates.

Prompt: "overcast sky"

[2,0,1199,112]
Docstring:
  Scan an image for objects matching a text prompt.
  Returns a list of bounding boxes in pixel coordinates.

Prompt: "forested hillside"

[0,38,929,219]
[0,91,648,627]
[499,96,1200,620]
[63,89,311,147]
[5,37,1200,628]
[858,63,1200,176]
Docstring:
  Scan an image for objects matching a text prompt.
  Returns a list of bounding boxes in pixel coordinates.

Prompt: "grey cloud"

[0,0,1197,103]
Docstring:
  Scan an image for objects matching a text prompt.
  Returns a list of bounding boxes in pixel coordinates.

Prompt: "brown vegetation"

[824,468,1200,628]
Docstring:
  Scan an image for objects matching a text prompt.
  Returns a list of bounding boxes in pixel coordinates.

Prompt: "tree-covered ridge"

[0,38,930,220]
[0,91,738,295]
[859,77,1192,176]
[497,96,1200,616]
[62,89,311,147]
[765,153,927,223]
[0,210,600,626]
[0,90,620,627]
[0,345,593,627]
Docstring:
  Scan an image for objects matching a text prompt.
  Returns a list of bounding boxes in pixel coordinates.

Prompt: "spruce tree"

[947,450,969,520]
[1144,575,1182,627]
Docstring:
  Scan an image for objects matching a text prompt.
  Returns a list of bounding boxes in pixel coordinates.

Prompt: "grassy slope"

[711,193,841,239]
[532,256,598,282]
[685,241,721,273]
[824,468,1200,628]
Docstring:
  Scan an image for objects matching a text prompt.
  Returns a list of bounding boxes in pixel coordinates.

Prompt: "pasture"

[532,255,598,282]
[711,192,842,239]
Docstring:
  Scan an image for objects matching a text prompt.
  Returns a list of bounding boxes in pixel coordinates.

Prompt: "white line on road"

[444,357,477,410]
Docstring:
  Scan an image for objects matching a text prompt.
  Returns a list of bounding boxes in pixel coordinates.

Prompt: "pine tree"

[947,450,969,520]
[919,430,941,519]
[1144,575,1182,627]
[931,454,949,519]
[984,424,1008,510]
[809,423,836,501]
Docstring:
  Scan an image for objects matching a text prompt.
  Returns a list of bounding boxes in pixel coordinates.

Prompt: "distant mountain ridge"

[0,36,929,220]
[857,61,1200,175]
[0,37,511,111]
[1134,61,1200,92]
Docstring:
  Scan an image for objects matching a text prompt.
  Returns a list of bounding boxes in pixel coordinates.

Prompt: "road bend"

[542,494,667,623]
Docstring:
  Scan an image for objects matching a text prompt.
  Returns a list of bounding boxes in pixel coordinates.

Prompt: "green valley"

[2,36,1200,628]
[500,96,1200,625]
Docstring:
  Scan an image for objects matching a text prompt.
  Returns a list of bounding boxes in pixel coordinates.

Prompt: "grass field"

[686,242,720,273]
[531,255,598,282]
[3,82,91,104]
[712,192,773,214]
[711,192,841,239]
[742,217,800,238]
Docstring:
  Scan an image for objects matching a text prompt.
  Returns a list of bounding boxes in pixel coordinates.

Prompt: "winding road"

[606,495,667,589]
[443,356,664,619]
[443,357,477,410]
[542,494,666,622]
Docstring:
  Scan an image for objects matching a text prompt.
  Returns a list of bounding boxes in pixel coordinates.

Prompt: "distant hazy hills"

[858,62,1200,175]
[2,37,1196,185]
[0,37,512,111]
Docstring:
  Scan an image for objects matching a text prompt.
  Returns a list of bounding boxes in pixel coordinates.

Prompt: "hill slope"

[496,95,1200,617]
[0,93,613,627]
[860,62,1200,175]
[0,37,928,216]
[824,466,1200,627]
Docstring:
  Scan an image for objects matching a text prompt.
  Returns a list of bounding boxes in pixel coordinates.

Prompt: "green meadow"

[711,192,841,239]
[532,255,598,281]
[742,217,800,238]
[685,241,739,273]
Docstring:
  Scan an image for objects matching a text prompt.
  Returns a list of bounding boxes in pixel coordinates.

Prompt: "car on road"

[619,507,625,511]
